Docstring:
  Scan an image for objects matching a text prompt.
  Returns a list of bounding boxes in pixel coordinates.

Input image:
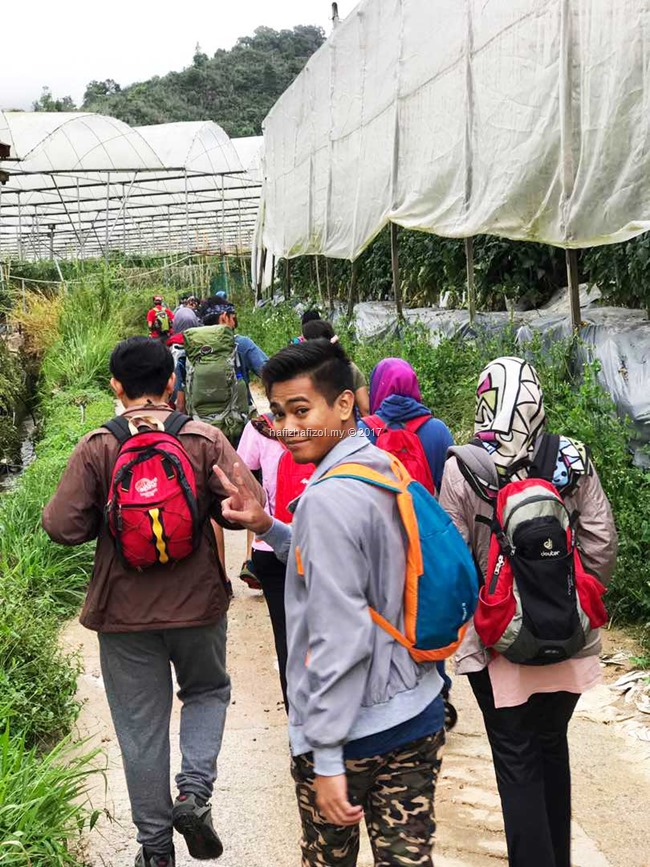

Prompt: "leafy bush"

[0,726,100,866]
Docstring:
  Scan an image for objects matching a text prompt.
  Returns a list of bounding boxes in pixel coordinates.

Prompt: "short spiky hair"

[262,338,354,405]
[110,336,174,399]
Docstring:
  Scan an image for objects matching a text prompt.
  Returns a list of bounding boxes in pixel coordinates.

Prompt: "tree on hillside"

[33,87,77,112]
[81,25,326,136]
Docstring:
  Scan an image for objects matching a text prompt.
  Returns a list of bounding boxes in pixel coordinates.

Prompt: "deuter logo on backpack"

[474,478,608,665]
[104,413,201,570]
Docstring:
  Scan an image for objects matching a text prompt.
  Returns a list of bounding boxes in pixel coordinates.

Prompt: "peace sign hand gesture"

[213,462,273,536]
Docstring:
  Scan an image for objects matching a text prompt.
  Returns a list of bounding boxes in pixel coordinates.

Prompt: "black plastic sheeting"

[351,298,650,469]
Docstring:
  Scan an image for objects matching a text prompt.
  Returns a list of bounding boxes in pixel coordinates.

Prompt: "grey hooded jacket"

[261,434,443,776]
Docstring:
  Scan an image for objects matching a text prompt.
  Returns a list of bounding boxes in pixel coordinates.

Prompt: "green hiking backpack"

[154,308,171,334]
[184,325,251,444]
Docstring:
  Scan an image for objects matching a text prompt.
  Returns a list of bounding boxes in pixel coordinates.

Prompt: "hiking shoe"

[239,558,262,590]
[444,697,458,731]
[173,793,223,860]
[134,846,175,867]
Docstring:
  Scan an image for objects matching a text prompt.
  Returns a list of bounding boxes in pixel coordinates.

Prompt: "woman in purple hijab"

[362,358,453,491]
[360,356,457,726]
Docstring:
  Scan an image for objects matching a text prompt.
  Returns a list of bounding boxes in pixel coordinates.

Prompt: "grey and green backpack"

[184,325,251,444]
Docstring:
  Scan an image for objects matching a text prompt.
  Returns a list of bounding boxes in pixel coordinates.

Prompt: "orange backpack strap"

[317,459,424,652]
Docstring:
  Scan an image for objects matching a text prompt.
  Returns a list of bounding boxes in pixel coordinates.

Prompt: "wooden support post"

[326,257,334,314]
[270,255,276,298]
[565,248,581,330]
[465,236,477,325]
[284,258,292,300]
[315,256,324,306]
[347,259,358,319]
[391,222,404,320]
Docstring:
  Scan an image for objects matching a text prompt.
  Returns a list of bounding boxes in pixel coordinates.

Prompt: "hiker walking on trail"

[171,295,200,334]
[183,300,269,590]
[42,337,264,867]
[215,339,476,867]
[166,296,200,413]
[147,295,174,340]
[359,357,457,727]
[439,355,618,867]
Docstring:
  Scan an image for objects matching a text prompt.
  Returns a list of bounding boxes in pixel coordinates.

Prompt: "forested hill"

[49,26,325,137]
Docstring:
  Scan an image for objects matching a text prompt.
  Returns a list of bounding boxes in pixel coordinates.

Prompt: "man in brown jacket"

[43,336,264,867]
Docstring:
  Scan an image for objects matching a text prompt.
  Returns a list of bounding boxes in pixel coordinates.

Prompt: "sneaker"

[173,793,223,860]
[239,558,262,590]
[444,697,458,731]
[134,846,175,867]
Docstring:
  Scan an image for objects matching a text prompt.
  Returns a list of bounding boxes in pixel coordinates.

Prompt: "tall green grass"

[0,281,139,865]
[0,727,101,867]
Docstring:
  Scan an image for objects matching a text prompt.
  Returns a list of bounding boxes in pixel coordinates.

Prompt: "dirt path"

[63,389,650,866]
[63,534,650,867]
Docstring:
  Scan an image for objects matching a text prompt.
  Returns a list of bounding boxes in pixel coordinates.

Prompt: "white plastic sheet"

[262,0,650,260]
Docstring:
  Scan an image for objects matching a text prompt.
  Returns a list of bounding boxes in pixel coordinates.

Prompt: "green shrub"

[0,725,100,866]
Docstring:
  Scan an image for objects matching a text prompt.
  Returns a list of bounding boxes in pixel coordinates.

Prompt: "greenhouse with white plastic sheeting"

[261,0,650,260]
[256,0,650,465]
[0,112,262,260]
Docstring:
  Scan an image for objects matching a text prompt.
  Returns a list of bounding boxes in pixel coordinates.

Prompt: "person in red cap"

[147,295,174,340]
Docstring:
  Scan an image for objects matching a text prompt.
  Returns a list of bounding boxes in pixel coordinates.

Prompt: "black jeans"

[468,667,579,867]
[251,549,288,710]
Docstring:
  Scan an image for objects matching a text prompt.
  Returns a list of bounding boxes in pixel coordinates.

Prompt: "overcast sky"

[0,0,355,110]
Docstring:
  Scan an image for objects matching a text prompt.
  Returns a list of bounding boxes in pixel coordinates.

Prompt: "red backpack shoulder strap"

[103,416,132,445]
[403,415,432,434]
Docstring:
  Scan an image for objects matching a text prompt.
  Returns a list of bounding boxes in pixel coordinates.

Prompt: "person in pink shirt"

[439,356,617,867]
[237,415,315,708]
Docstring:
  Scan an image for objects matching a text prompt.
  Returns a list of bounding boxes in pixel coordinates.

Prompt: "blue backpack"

[315,457,478,661]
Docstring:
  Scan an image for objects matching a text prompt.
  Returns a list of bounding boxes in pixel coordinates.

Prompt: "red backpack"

[452,435,608,665]
[474,477,608,664]
[104,412,200,570]
[263,416,315,523]
[362,414,435,494]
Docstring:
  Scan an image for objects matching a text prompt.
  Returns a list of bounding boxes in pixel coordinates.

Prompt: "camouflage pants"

[291,731,445,867]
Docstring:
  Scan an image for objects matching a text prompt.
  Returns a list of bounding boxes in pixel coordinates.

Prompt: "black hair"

[302,319,335,340]
[262,338,353,405]
[198,296,236,319]
[301,309,321,326]
[110,336,174,399]
[203,313,220,326]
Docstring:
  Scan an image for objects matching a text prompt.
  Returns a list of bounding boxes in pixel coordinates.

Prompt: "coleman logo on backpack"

[104,412,201,570]
[473,477,608,665]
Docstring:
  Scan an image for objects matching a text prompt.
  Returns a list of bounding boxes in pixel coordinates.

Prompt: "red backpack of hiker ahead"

[104,412,200,570]
[462,437,609,665]
[263,416,315,523]
[362,414,435,494]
